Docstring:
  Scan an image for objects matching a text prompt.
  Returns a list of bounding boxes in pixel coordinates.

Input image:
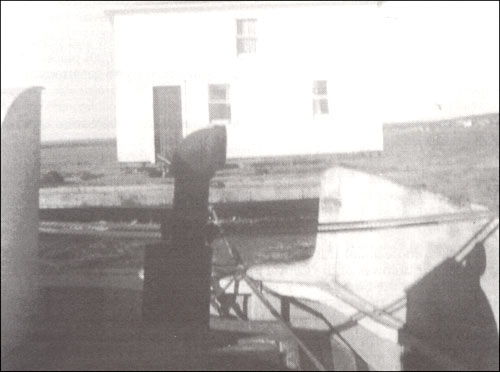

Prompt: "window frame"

[208,84,231,125]
[312,80,330,118]
[236,18,257,56]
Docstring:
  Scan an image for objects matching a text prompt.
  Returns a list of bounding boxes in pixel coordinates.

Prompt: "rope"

[330,217,499,332]
[242,274,327,371]
[208,206,244,267]
[208,206,328,371]
[209,206,499,371]
[318,210,495,233]
[454,217,499,262]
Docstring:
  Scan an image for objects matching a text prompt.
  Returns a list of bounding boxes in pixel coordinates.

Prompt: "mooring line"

[242,274,327,371]
[209,206,499,371]
[209,206,328,371]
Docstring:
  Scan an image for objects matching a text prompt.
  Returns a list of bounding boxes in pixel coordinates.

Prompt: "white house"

[110,1,383,163]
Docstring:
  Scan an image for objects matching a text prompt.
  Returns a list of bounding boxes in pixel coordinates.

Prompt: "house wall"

[113,4,382,162]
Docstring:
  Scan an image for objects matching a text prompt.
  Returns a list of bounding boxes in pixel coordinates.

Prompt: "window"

[209,84,231,124]
[313,80,329,117]
[236,19,257,55]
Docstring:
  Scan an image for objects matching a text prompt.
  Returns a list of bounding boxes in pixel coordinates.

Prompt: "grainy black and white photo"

[1,1,499,370]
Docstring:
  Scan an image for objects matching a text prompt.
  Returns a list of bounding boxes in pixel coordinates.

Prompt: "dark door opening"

[153,86,183,163]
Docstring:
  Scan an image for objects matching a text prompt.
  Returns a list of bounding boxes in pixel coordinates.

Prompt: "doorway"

[153,86,183,163]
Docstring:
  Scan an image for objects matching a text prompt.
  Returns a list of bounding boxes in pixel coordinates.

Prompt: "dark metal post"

[143,126,226,331]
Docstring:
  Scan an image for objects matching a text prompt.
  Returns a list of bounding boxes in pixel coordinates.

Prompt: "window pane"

[237,19,256,36]
[313,100,320,115]
[245,20,256,35]
[313,80,328,95]
[237,19,243,35]
[209,103,231,122]
[313,99,329,116]
[209,85,228,101]
[320,99,329,114]
[237,39,256,54]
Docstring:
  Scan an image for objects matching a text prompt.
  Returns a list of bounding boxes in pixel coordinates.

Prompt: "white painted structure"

[111,2,382,162]
[1,87,43,362]
[219,167,499,370]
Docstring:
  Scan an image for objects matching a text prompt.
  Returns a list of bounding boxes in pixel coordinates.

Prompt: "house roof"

[105,1,379,16]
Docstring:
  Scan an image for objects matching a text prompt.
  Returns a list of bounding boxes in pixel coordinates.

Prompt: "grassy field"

[39,113,499,271]
[41,113,499,211]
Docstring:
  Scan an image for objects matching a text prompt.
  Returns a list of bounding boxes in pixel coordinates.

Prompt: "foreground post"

[143,126,226,331]
[1,87,43,362]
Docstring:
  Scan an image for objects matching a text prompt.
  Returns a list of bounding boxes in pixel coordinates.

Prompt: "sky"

[1,1,116,140]
[1,1,499,142]
[380,1,499,122]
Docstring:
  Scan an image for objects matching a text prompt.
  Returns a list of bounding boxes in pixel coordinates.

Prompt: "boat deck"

[3,286,290,371]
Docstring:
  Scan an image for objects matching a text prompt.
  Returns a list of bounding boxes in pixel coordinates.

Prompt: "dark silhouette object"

[79,170,104,181]
[143,126,227,331]
[1,87,43,362]
[40,170,65,187]
[401,243,499,371]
